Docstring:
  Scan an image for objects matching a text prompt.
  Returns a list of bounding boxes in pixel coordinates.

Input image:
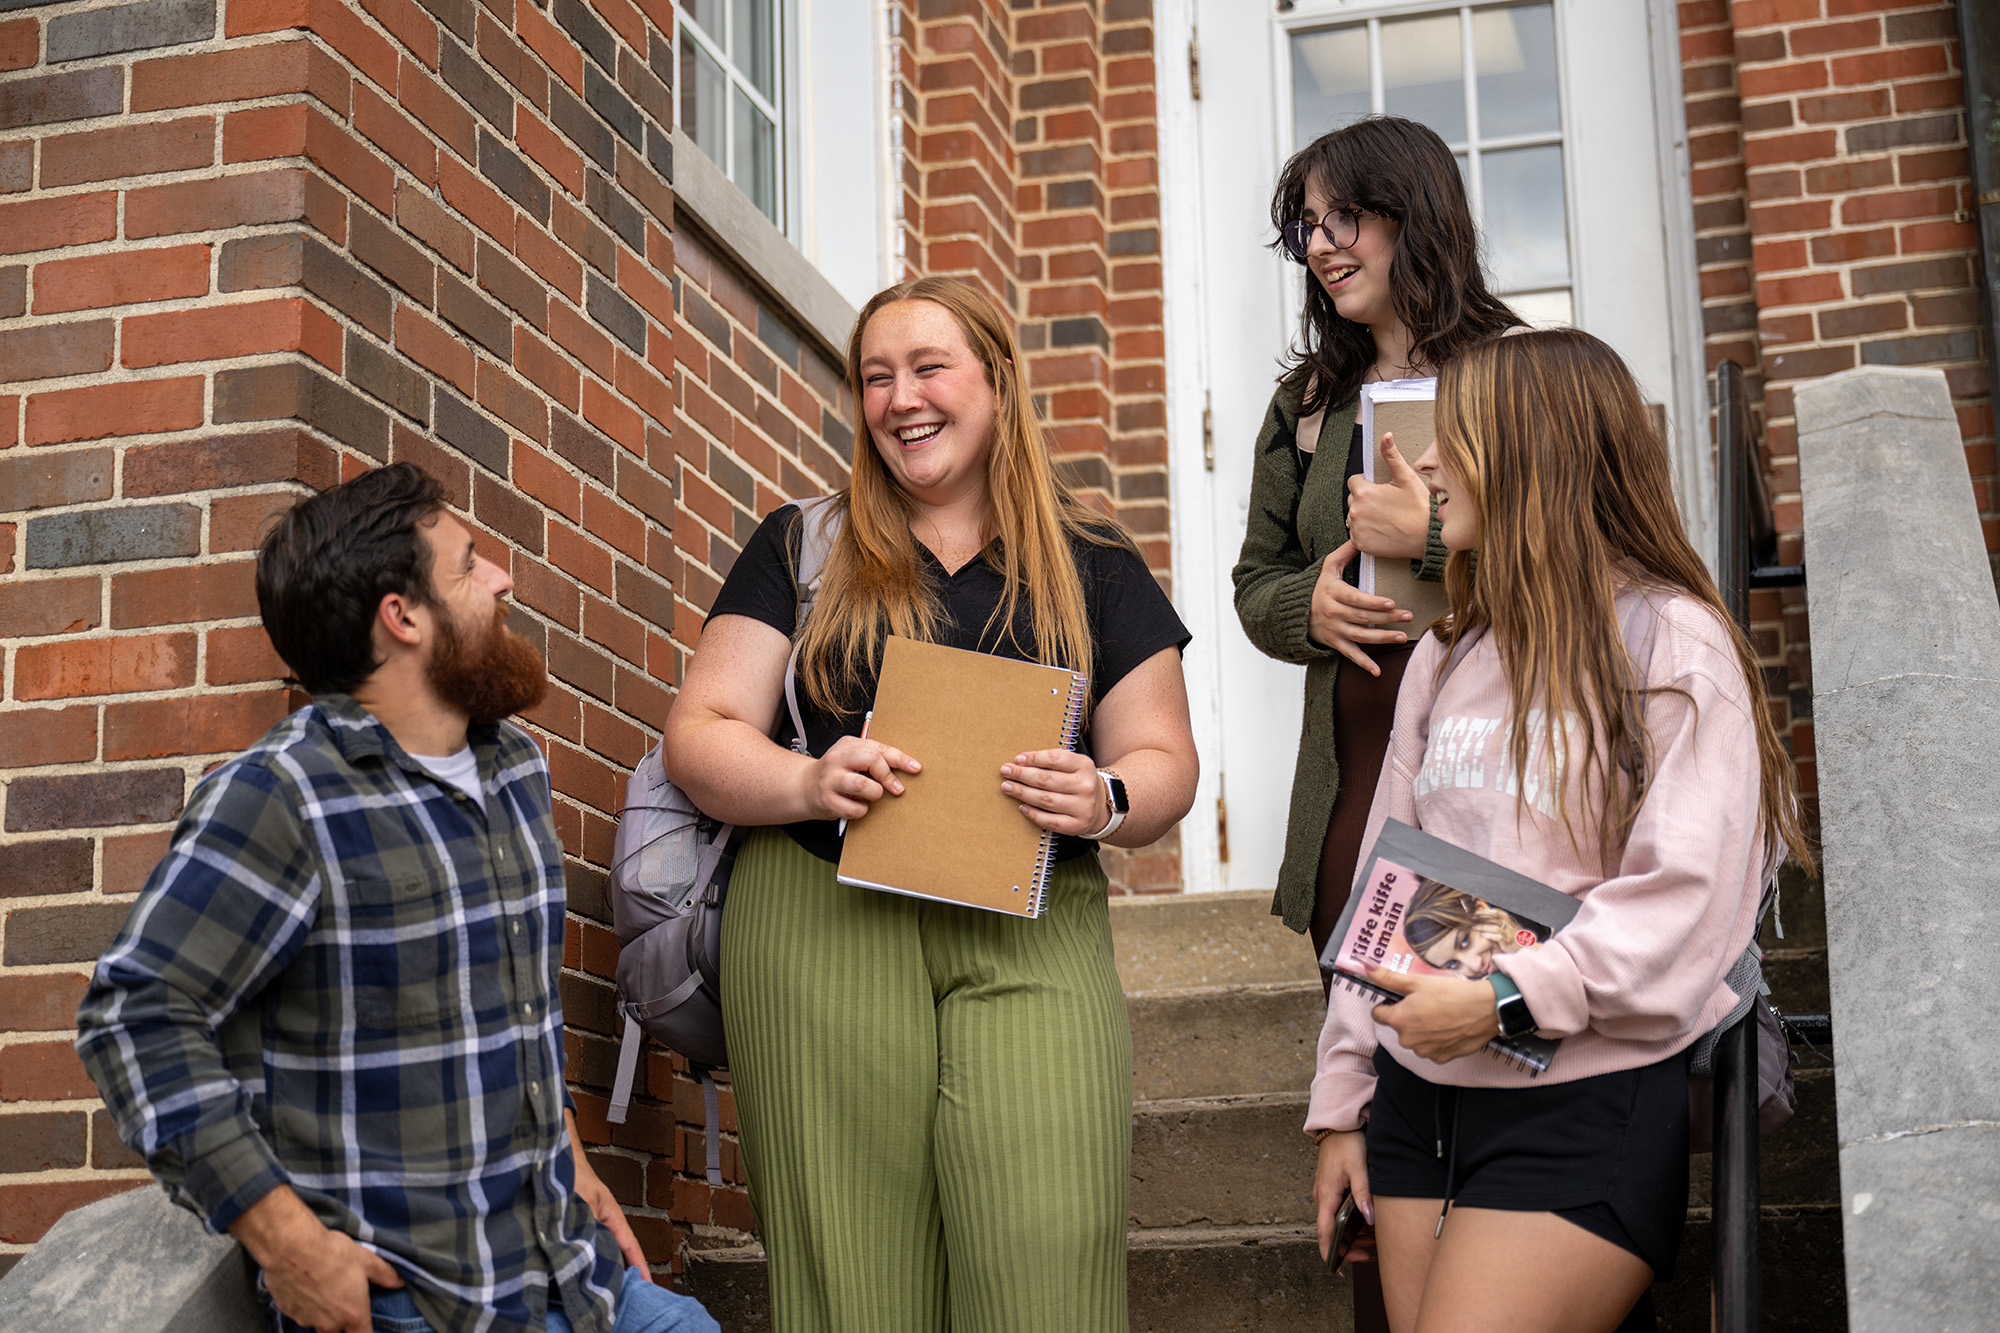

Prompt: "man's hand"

[566,1109,650,1279]
[1368,965,1501,1063]
[1346,433,1433,558]
[228,1184,402,1333]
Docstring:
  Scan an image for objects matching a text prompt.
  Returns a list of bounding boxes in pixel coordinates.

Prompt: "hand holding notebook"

[836,636,1088,919]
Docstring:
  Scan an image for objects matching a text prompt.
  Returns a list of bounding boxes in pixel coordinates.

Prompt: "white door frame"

[1160,0,1713,896]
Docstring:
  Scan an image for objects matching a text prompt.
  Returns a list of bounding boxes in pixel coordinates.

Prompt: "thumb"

[1382,435,1423,489]
[1364,963,1416,996]
[363,1250,404,1288]
[1324,539,1358,572]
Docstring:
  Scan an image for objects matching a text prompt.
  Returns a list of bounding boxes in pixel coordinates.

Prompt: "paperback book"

[1320,818,1581,1074]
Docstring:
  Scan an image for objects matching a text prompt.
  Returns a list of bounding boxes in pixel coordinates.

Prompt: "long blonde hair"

[1432,328,1813,871]
[795,277,1132,712]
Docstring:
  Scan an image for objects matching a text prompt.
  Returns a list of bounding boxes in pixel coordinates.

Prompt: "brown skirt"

[1309,642,1417,974]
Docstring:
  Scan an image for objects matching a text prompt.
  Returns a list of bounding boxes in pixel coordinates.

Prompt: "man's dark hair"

[257,462,448,696]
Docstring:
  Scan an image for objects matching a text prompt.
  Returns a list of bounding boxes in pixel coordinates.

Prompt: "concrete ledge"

[670,129,858,365]
[1796,364,2000,1332]
[1109,889,1319,992]
[0,1184,262,1333]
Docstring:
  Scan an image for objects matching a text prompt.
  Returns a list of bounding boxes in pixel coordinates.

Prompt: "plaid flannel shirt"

[76,693,623,1333]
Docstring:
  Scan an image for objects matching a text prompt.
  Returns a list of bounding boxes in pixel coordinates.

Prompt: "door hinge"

[1202,391,1215,471]
[1189,34,1202,101]
[1216,784,1230,864]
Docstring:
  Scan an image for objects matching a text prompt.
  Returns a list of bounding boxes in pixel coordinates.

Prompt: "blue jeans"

[361,1269,720,1333]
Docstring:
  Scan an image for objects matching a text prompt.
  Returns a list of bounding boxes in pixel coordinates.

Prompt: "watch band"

[1489,972,1536,1040]
[1085,769,1128,840]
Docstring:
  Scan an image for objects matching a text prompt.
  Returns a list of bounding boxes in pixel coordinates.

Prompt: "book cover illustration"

[1320,818,1581,1074]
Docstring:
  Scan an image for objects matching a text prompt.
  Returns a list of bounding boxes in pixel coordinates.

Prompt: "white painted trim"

[672,126,859,363]
[1159,0,1225,892]
[1647,0,1719,573]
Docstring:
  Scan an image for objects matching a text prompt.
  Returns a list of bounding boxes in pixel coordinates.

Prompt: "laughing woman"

[662,277,1198,1332]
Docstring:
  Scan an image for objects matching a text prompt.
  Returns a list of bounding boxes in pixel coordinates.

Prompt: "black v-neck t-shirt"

[706,503,1192,863]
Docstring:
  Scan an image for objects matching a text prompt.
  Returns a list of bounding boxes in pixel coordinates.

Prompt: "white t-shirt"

[415,745,486,814]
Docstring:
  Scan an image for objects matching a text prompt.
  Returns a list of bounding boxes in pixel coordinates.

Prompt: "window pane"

[1381,14,1464,145]
[685,0,724,45]
[1291,26,1370,146]
[732,0,775,101]
[682,32,727,167]
[733,86,777,221]
[1503,288,1572,328]
[1483,144,1569,291]
[1474,4,1559,138]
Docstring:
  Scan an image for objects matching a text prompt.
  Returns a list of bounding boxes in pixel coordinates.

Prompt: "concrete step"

[681,1226,1358,1333]
[1131,1092,1315,1229]
[1129,980,1323,1102]
[1110,889,1318,992]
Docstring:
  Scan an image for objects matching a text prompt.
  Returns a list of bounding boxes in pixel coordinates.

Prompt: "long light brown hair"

[1431,328,1813,871]
[795,277,1132,712]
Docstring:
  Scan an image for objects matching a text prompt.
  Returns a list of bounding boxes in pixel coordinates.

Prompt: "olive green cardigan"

[1230,383,1448,934]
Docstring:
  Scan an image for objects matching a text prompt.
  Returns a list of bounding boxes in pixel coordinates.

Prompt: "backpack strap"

[782,495,842,755]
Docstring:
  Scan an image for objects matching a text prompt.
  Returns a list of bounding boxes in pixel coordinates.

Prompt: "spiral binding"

[1024,670,1091,919]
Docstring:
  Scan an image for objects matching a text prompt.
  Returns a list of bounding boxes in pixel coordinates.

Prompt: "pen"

[837,710,873,837]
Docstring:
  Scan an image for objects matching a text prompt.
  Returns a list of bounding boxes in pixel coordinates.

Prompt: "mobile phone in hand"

[1324,1192,1366,1275]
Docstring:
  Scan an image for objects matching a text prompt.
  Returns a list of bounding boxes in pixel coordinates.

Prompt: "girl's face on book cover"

[858,300,999,508]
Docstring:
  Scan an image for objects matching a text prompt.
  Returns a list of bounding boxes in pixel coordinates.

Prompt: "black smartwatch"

[1490,973,1536,1040]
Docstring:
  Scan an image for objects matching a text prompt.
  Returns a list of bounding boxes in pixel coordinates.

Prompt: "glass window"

[1287,3,1571,327]
[678,0,785,227]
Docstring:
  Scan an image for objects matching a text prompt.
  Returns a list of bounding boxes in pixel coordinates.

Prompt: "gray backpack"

[605,496,841,1185]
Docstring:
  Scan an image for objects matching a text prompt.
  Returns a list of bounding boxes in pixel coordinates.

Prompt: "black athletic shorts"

[1365,1045,1690,1280]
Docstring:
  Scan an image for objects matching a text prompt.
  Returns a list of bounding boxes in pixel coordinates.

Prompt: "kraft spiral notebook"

[1357,378,1451,639]
[1320,818,1580,1073]
[835,635,1088,919]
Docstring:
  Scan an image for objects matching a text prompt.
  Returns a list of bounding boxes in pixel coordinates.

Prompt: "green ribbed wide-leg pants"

[720,828,1131,1333]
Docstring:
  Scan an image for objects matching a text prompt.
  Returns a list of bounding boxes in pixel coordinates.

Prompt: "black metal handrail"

[1711,359,1819,1333]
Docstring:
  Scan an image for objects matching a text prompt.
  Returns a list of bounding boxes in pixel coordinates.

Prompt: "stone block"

[1796,364,2000,1331]
[1838,1126,2000,1333]
[1812,673,2000,1144]
[1796,366,1998,688]
[24,503,201,568]
[0,1183,263,1333]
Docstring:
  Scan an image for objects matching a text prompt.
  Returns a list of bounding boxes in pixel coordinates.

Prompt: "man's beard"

[426,603,549,726]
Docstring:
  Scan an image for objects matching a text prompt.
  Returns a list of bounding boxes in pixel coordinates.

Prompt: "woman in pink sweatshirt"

[1306,328,1813,1332]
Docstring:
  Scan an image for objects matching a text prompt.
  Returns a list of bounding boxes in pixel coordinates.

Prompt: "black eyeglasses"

[1280,207,1368,263]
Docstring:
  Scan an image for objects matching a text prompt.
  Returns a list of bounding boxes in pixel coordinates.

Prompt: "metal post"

[1710,358,1759,1332]
[1711,1010,1760,1333]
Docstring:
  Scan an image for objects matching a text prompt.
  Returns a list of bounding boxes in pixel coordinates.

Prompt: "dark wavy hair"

[256,462,447,696]
[1269,116,1520,415]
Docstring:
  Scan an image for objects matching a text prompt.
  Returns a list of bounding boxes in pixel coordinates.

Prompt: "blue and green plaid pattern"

[77,693,622,1333]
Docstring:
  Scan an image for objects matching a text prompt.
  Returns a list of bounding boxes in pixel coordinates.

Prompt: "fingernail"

[1361,1201,1374,1224]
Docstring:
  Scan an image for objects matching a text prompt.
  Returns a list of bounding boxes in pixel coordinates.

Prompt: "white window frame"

[675,0,796,232]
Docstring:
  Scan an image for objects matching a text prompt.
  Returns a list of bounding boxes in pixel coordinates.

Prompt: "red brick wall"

[1676,0,1992,826]
[0,0,851,1277]
[1,0,1175,1279]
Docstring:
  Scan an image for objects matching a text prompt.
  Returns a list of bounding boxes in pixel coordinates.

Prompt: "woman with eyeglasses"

[1230,114,1518,1328]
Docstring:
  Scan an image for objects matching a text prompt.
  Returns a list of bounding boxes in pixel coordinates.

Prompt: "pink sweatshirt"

[1306,584,1772,1135]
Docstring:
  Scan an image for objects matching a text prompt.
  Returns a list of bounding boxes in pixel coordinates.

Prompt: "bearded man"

[77,464,717,1333]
